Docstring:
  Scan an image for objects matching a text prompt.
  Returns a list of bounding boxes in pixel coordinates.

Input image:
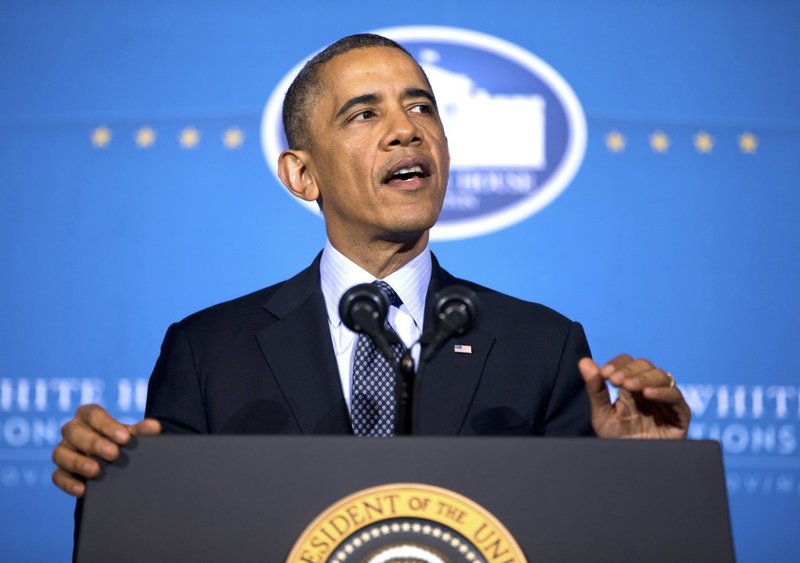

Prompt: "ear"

[277,149,319,202]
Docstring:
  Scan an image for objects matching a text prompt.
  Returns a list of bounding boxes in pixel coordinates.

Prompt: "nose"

[382,108,422,149]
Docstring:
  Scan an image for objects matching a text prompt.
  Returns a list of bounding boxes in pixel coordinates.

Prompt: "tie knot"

[372,280,402,308]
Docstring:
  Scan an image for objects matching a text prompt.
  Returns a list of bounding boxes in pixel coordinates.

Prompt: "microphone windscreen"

[434,286,479,335]
[339,283,388,334]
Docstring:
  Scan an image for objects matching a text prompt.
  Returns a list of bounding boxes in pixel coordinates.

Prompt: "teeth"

[395,166,423,175]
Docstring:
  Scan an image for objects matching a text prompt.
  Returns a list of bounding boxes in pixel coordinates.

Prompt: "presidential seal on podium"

[287,483,527,562]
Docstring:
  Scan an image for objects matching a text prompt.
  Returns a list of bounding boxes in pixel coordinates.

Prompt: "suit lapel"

[255,259,352,434]
[252,254,494,436]
[415,257,496,435]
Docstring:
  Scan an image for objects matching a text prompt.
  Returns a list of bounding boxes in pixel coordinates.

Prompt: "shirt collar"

[320,239,431,330]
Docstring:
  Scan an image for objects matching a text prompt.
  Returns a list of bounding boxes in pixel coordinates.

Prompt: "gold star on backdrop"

[693,131,714,154]
[649,130,669,153]
[135,126,156,149]
[223,127,244,149]
[605,131,625,153]
[739,131,758,154]
[179,127,200,149]
[91,126,111,148]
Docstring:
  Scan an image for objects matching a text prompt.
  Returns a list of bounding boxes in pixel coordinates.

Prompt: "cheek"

[342,148,378,186]
[315,150,353,189]
[425,128,449,164]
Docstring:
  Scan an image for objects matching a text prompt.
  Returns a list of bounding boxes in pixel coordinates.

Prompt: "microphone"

[339,283,402,364]
[420,285,480,363]
[339,283,414,435]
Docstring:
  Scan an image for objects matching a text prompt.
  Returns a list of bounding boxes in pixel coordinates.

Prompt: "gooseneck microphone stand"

[395,349,416,435]
[339,283,414,435]
[339,283,480,436]
[411,285,480,434]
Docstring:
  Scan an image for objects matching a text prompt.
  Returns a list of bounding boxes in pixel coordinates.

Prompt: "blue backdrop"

[2,1,798,561]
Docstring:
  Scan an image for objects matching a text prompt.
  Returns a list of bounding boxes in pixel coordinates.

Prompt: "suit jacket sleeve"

[145,322,208,434]
[542,321,595,436]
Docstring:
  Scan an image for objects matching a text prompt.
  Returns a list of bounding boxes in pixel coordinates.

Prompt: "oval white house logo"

[261,26,587,240]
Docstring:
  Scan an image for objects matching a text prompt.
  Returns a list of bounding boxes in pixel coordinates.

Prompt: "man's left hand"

[578,355,691,439]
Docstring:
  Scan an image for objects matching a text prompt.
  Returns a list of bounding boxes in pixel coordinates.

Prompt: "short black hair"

[281,33,419,150]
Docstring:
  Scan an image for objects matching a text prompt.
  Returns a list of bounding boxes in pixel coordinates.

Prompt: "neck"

[328,231,429,278]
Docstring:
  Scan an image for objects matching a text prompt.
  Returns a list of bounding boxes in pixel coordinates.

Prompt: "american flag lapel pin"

[454,344,472,354]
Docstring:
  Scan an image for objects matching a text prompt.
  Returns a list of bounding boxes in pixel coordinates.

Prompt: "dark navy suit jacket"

[144,255,594,437]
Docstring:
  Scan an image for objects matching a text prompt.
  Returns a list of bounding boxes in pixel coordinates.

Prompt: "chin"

[383,215,438,242]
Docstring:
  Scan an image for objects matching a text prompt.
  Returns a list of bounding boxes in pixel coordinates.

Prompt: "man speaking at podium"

[51,34,691,498]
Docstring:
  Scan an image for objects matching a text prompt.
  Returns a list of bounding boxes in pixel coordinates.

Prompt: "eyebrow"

[404,87,437,108]
[335,93,380,120]
[334,87,438,120]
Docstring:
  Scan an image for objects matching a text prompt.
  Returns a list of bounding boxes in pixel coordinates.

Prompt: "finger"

[52,467,87,498]
[622,367,674,392]
[606,357,654,386]
[642,386,685,403]
[129,418,162,436]
[61,419,120,462]
[76,404,132,444]
[52,443,101,478]
[578,357,612,412]
[600,354,634,377]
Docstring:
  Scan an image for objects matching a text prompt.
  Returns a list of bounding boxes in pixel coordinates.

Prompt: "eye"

[409,103,434,114]
[351,109,377,121]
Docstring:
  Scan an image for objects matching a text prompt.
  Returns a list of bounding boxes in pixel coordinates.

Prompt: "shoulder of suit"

[448,274,578,330]
[174,260,319,332]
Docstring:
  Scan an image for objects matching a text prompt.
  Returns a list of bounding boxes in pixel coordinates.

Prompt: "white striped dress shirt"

[319,240,431,410]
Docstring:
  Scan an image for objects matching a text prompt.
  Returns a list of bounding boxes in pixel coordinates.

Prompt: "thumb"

[578,357,612,412]
[129,418,162,436]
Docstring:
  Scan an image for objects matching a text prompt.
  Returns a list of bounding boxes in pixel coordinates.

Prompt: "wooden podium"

[77,436,735,562]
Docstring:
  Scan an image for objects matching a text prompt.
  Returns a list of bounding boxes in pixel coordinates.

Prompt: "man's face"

[302,47,450,247]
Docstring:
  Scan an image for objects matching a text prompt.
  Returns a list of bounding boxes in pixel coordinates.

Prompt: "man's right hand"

[51,404,161,497]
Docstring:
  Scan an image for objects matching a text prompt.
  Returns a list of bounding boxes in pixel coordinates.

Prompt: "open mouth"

[383,159,431,185]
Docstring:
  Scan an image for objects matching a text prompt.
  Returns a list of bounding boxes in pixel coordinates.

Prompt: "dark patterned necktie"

[351,280,404,437]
